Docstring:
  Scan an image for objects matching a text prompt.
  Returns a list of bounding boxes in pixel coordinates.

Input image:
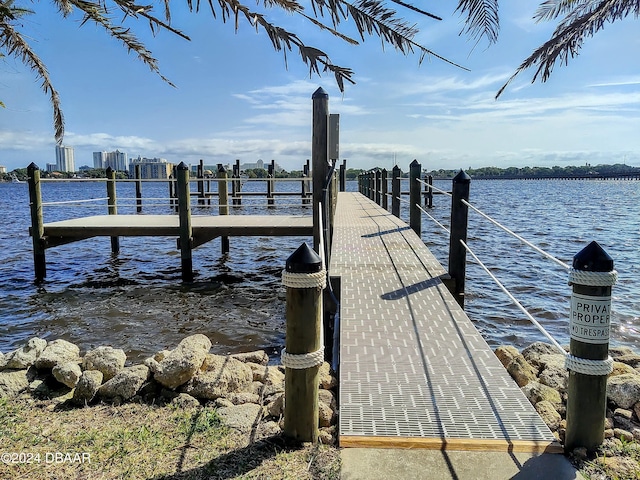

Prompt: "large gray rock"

[230,350,269,366]
[217,403,263,433]
[319,389,336,427]
[182,354,252,400]
[535,400,561,431]
[0,369,29,398]
[494,345,520,369]
[98,364,150,401]
[539,365,569,393]
[35,339,80,369]
[607,373,640,409]
[73,370,104,405]
[0,351,6,370]
[153,334,212,389]
[52,362,83,388]
[83,346,127,381]
[522,342,560,368]
[521,381,562,409]
[319,362,338,390]
[5,338,47,369]
[506,355,538,387]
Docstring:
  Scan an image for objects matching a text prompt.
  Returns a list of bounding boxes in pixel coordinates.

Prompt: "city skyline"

[1,4,639,172]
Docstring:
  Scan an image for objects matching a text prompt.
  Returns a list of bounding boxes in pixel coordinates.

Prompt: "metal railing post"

[447,170,471,308]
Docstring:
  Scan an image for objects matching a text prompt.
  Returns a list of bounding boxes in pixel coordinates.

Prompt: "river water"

[0,177,638,362]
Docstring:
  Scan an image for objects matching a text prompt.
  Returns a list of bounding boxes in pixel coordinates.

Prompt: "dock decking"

[330,192,561,453]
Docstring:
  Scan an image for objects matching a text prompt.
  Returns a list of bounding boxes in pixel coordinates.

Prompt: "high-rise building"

[55,145,75,172]
[93,151,106,169]
[105,150,128,172]
[129,157,173,179]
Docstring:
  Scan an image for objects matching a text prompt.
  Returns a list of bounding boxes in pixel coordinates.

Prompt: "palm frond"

[0,17,64,142]
[534,0,587,23]
[455,0,499,44]
[497,0,640,98]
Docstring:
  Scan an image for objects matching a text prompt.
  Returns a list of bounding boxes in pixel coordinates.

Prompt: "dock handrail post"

[218,164,230,254]
[197,159,205,206]
[375,169,382,206]
[176,162,194,282]
[312,87,329,253]
[427,174,434,208]
[106,167,120,254]
[409,160,421,237]
[339,159,346,192]
[27,163,46,281]
[282,242,325,443]
[268,160,275,207]
[565,241,617,452]
[369,171,375,201]
[447,170,471,308]
[302,159,311,205]
[391,165,401,218]
[135,164,142,213]
[232,159,241,206]
[171,165,178,212]
[381,169,388,210]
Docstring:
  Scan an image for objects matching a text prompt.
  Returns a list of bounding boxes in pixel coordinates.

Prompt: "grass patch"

[0,396,340,479]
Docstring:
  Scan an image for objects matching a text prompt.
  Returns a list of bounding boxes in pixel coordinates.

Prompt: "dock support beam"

[27,163,46,282]
[176,162,193,282]
[218,164,230,254]
[312,87,329,253]
[447,170,471,308]
[409,160,421,237]
[106,167,119,254]
[282,243,325,443]
[565,242,617,452]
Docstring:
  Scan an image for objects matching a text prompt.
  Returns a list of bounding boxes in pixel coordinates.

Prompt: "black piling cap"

[312,87,329,99]
[573,241,614,272]
[286,242,323,273]
[27,162,39,172]
[217,164,226,174]
[177,162,188,170]
[106,166,113,175]
[453,170,471,183]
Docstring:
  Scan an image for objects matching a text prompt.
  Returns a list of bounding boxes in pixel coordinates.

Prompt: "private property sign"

[570,293,611,344]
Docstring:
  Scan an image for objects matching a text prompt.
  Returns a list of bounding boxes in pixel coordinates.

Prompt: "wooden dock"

[330,192,561,453]
[39,214,312,248]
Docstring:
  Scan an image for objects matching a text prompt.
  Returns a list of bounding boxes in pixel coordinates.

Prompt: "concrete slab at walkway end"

[341,448,584,480]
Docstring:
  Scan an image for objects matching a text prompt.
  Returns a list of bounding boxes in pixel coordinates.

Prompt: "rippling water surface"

[0,177,638,361]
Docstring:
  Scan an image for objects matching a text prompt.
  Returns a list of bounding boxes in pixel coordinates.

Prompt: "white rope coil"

[281,346,325,369]
[568,268,618,287]
[565,354,614,376]
[281,269,326,289]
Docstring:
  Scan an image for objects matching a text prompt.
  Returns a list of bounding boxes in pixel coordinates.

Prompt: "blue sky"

[1,2,639,172]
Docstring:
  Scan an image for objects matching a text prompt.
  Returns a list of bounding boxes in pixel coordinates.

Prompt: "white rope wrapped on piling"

[281,270,326,289]
[281,346,325,369]
[568,268,618,287]
[565,354,614,376]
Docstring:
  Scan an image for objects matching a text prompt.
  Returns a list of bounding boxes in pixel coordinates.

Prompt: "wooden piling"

[232,159,241,206]
[565,242,616,452]
[409,160,421,237]
[447,170,471,308]
[312,87,329,253]
[339,159,346,192]
[218,164,230,254]
[391,166,401,218]
[283,243,324,443]
[197,159,205,205]
[302,160,311,205]
[381,169,388,211]
[135,164,142,213]
[106,167,120,254]
[27,163,46,281]
[268,160,275,207]
[176,162,193,282]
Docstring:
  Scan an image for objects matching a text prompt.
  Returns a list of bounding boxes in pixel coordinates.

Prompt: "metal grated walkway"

[330,192,561,453]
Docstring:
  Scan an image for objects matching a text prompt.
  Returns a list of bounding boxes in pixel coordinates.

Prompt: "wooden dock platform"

[330,192,561,453]
[40,214,312,245]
